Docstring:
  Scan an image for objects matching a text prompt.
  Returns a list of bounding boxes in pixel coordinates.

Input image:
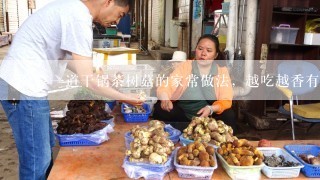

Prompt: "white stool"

[121,34,131,47]
[212,9,228,35]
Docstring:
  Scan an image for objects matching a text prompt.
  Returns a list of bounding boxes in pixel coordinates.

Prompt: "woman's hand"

[120,93,144,106]
[161,100,173,112]
[197,106,211,117]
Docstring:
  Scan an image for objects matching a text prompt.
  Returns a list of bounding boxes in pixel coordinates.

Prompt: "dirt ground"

[0,101,67,180]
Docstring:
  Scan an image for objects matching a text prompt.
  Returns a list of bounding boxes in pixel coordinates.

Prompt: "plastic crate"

[174,146,218,179]
[222,2,230,14]
[105,28,117,35]
[284,145,320,177]
[105,100,116,110]
[258,147,304,178]
[125,125,181,149]
[56,121,113,147]
[270,24,299,44]
[217,153,264,180]
[103,64,155,88]
[122,153,174,179]
[121,103,151,123]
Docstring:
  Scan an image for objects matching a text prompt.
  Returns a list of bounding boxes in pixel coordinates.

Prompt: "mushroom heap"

[57,100,113,134]
[182,117,237,146]
[218,139,264,166]
[126,120,175,164]
[177,141,216,167]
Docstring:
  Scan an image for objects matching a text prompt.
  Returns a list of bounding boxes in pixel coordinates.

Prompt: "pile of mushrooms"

[126,120,175,164]
[57,100,112,134]
[182,117,237,146]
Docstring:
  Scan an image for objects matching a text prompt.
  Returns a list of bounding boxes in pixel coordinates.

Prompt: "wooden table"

[48,115,320,180]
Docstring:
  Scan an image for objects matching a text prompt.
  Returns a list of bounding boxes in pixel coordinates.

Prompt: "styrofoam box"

[270,25,299,44]
[93,39,120,48]
[258,147,304,178]
[103,64,155,88]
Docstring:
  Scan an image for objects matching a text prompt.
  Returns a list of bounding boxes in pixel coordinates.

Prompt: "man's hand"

[161,100,173,112]
[119,93,144,106]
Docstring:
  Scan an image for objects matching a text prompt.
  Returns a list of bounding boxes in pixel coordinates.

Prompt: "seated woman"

[153,34,235,132]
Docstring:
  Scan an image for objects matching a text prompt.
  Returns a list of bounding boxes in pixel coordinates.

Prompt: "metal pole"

[139,0,142,49]
[138,0,148,54]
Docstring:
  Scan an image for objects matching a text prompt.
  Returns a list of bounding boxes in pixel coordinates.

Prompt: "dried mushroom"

[264,154,300,167]
[57,100,112,134]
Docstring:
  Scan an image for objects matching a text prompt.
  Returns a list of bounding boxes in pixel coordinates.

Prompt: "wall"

[191,0,203,52]
[177,0,190,53]
[165,0,173,46]
[158,0,165,45]
[0,0,54,33]
[147,0,191,52]
[0,0,4,31]
[148,0,151,41]
[149,0,160,43]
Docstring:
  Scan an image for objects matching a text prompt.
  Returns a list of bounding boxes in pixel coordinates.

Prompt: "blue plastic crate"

[105,100,116,110]
[284,145,320,177]
[56,121,112,147]
[56,137,99,146]
[121,103,151,123]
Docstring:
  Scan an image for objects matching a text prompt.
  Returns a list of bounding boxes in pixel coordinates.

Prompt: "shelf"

[273,11,320,16]
[269,43,320,47]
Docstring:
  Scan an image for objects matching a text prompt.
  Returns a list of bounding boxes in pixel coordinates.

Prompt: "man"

[0,0,141,179]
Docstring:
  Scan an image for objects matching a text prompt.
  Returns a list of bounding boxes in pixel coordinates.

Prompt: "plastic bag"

[164,124,181,143]
[101,118,115,128]
[124,124,181,149]
[122,153,174,180]
[56,119,114,146]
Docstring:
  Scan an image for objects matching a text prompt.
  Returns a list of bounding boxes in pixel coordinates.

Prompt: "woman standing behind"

[153,34,235,131]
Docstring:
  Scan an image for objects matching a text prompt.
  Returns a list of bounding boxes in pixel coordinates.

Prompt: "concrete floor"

[0,43,320,179]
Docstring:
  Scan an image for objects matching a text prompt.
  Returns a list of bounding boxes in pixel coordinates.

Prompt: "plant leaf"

[306,18,320,33]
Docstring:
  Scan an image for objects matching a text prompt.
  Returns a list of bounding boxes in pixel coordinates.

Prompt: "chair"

[276,60,320,140]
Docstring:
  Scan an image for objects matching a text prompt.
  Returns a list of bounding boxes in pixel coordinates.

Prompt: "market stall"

[48,114,320,179]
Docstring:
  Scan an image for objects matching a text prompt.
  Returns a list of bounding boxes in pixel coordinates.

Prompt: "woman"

[153,34,235,132]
